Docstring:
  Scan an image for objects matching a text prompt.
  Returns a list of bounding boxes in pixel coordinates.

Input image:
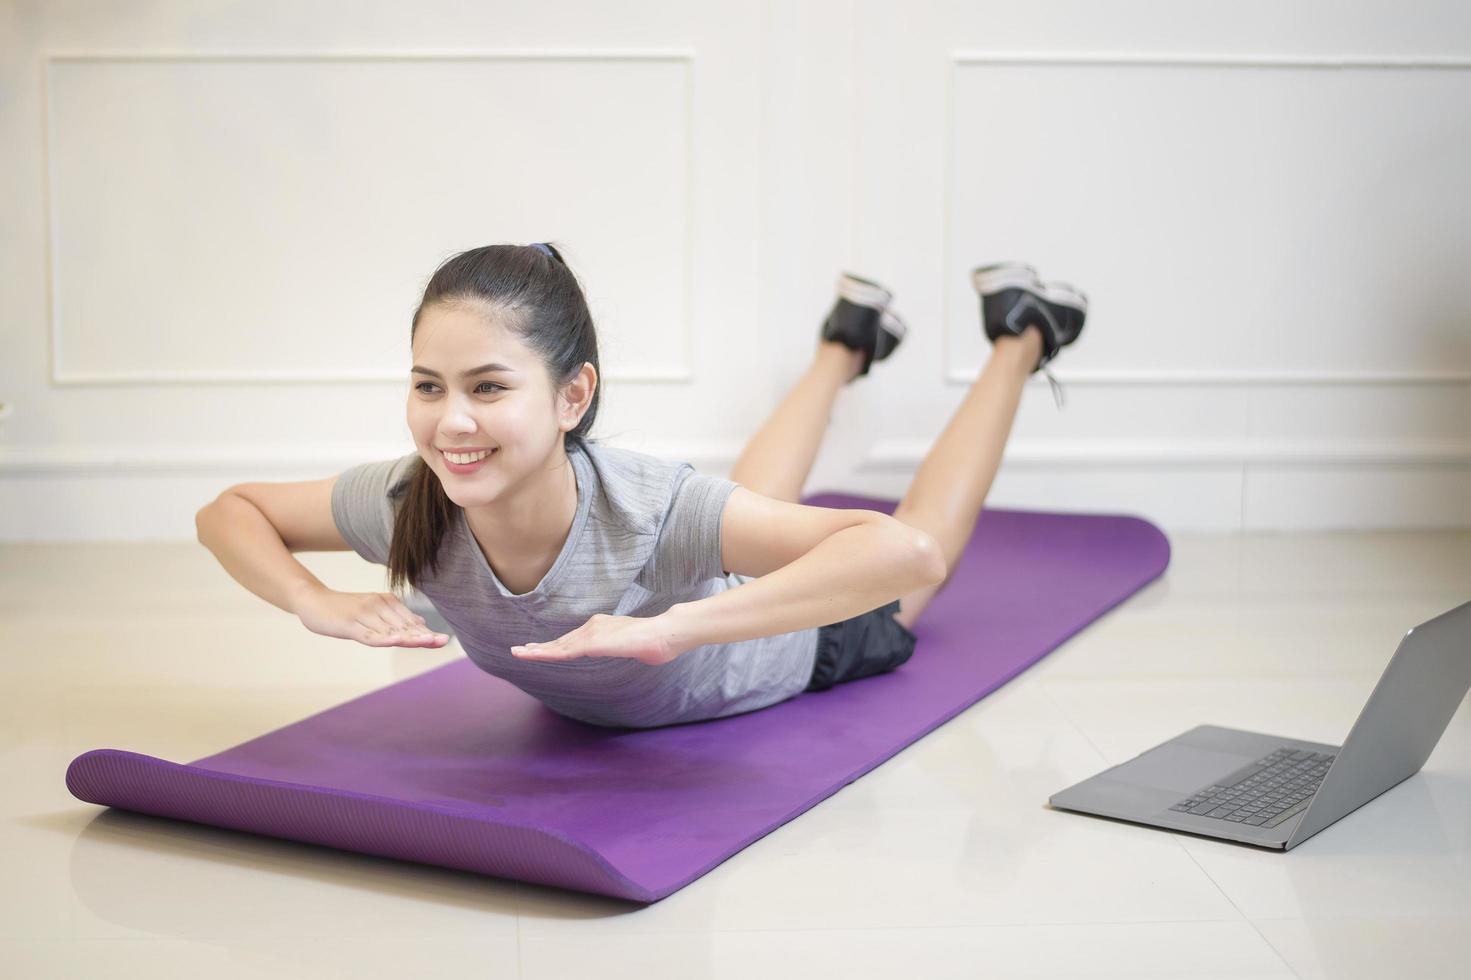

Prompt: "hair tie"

[531,242,554,258]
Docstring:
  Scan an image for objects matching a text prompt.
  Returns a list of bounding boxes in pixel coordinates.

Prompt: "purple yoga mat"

[67,494,1170,903]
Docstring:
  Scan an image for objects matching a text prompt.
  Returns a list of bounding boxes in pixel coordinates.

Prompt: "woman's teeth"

[443,449,493,464]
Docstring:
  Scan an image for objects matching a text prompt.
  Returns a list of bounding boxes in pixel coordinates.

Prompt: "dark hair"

[386,242,602,595]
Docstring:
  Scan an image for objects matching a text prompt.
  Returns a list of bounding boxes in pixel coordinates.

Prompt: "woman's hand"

[295,587,451,648]
[510,613,684,666]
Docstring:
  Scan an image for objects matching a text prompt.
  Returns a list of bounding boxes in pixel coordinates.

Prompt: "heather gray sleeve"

[643,467,741,594]
[329,453,418,566]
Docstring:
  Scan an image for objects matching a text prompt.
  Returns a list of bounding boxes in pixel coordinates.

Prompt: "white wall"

[2,0,1469,539]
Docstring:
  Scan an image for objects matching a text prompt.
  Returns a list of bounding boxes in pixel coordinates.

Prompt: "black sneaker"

[820,272,908,383]
[971,262,1087,408]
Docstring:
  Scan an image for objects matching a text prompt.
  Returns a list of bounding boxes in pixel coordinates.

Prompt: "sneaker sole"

[837,271,893,310]
[1035,280,1088,313]
[878,308,907,341]
[971,262,1039,295]
[977,271,1088,315]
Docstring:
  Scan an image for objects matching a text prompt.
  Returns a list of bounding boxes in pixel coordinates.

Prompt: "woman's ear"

[558,361,597,430]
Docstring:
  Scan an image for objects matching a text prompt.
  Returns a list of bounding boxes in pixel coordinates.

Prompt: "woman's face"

[407,302,575,508]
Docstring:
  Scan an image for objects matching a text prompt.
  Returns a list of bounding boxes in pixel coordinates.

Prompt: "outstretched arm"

[511,487,945,664]
[659,509,944,653]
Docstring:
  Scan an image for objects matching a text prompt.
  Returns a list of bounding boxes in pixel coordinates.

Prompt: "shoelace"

[1041,363,1065,409]
[1006,295,1067,409]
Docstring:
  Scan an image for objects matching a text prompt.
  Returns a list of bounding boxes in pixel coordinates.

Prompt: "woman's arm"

[659,513,944,654]
[196,492,331,615]
[196,490,448,647]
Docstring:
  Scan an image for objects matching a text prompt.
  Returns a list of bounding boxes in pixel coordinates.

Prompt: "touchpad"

[1111,742,1257,793]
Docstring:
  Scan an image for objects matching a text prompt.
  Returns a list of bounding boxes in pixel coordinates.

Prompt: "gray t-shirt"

[329,440,820,729]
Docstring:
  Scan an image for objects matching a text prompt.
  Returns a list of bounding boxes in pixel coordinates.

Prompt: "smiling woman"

[202,240,941,732]
[391,243,601,597]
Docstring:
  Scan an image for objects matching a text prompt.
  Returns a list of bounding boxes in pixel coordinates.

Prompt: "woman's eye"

[414,382,504,395]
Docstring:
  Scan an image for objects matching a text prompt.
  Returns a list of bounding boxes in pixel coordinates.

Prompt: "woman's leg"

[728,341,864,502]
[890,325,1044,632]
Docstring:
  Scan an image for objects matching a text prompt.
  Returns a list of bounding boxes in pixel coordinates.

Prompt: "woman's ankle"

[817,340,865,383]
[994,325,1045,370]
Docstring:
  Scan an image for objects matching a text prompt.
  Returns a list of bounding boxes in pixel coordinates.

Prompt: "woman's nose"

[437,395,480,428]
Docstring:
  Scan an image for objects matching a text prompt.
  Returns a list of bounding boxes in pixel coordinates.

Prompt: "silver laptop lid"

[1286,598,1471,849]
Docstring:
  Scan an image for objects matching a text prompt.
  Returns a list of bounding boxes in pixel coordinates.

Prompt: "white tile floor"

[2,530,1469,979]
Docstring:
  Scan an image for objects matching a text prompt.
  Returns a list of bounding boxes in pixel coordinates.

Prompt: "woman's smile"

[441,447,497,472]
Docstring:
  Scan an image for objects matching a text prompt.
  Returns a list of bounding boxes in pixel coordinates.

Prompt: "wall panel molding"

[5,437,1471,477]
[947,368,1471,387]
[950,53,1471,69]
[0,441,747,476]
[42,48,697,386]
[942,51,1471,389]
[858,437,1471,472]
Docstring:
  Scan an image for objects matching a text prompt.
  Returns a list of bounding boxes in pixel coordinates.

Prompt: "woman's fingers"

[365,595,449,645]
[362,626,448,647]
[361,616,448,647]
[386,620,446,644]
[374,596,422,631]
[378,613,420,635]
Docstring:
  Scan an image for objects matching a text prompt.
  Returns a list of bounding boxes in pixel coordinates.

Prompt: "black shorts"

[805,598,918,692]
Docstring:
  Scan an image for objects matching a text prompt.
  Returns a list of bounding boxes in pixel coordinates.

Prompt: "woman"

[195,243,1087,729]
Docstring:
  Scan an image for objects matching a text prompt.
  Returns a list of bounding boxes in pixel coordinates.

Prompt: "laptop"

[1047,598,1471,850]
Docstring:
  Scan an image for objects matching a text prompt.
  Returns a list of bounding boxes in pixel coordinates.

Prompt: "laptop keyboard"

[1167,747,1336,828]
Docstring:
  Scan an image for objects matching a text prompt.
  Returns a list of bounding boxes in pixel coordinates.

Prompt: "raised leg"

[890,325,1044,632]
[728,341,864,502]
